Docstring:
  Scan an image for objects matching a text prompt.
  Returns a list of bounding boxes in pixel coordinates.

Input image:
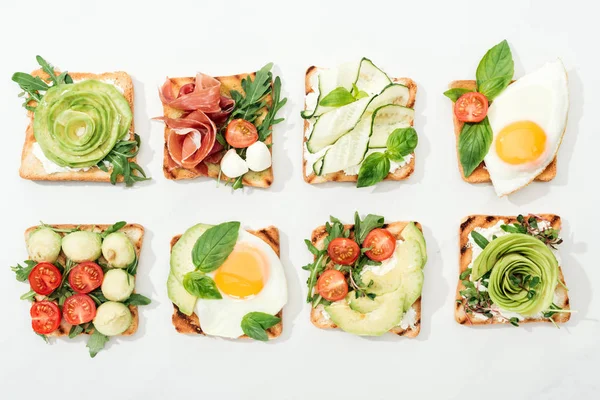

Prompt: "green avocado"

[398,267,424,311]
[167,273,197,316]
[33,80,132,168]
[401,222,427,263]
[348,291,385,313]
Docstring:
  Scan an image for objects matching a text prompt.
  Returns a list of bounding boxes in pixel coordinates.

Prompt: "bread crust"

[309,221,423,338]
[24,223,145,337]
[19,70,135,183]
[161,73,274,188]
[302,66,418,184]
[455,214,570,326]
[448,80,556,183]
[170,226,283,339]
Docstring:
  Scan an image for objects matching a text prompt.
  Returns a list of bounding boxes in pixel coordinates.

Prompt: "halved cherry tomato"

[317,270,348,302]
[225,119,258,148]
[28,262,62,295]
[363,229,396,262]
[454,92,488,123]
[68,262,104,294]
[63,294,97,325]
[30,301,61,334]
[327,238,360,266]
[178,83,195,97]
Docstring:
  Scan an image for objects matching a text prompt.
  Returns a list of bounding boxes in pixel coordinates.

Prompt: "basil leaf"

[443,88,473,102]
[123,293,152,306]
[470,231,489,249]
[319,87,356,107]
[101,221,126,238]
[478,76,512,102]
[192,221,240,273]
[357,152,390,188]
[86,329,109,358]
[458,118,493,177]
[355,214,385,245]
[241,312,281,341]
[385,127,418,161]
[183,271,222,299]
[476,40,513,99]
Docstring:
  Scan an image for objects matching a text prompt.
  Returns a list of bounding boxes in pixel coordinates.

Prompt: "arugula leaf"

[230,63,273,124]
[385,127,418,161]
[241,312,281,341]
[101,221,126,238]
[36,55,60,85]
[20,290,36,301]
[476,40,514,101]
[192,222,240,273]
[69,324,84,338]
[257,76,287,142]
[89,290,108,306]
[183,271,222,299]
[123,293,152,306]
[87,329,109,358]
[354,213,385,245]
[470,231,489,249]
[319,87,356,107]
[357,152,390,188]
[98,134,149,187]
[443,88,473,102]
[37,333,49,343]
[12,56,72,111]
[501,224,528,234]
[125,255,139,276]
[11,260,37,281]
[458,117,493,177]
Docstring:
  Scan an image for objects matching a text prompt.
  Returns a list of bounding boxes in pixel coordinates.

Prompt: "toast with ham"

[19,70,135,183]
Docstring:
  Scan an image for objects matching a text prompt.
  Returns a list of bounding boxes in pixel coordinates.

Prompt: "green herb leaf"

[509,317,520,327]
[354,213,385,245]
[478,77,512,102]
[351,83,369,100]
[192,221,240,273]
[319,87,356,108]
[11,260,37,282]
[476,40,514,101]
[123,293,152,306]
[89,290,107,306]
[86,329,109,358]
[229,63,274,124]
[458,117,493,177]
[240,312,281,341]
[470,231,489,249]
[385,127,418,161]
[183,271,222,299]
[257,75,287,142]
[69,324,84,338]
[357,152,390,188]
[460,268,472,280]
[304,239,320,256]
[443,88,473,102]
[37,333,49,343]
[101,221,126,238]
[20,290,36,301]
[36,55,60,85]
[99,134,150,187]
[232,175,244,190]
[12,72,49,92]
[125,255,139,276]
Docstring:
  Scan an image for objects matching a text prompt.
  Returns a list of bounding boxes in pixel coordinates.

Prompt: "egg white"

[485,59,569,196]
[195,230,287,338]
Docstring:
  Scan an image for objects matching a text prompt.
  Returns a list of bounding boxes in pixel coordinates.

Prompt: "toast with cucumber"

[12,56,148,185]
[455,214,570,327]
[304,213,426,337]
[11,222,151,357]
[302,58,419,188]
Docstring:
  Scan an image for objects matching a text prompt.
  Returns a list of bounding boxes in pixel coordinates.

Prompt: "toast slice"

[24,223,145,337]
[455,214,570,326]
[309,221,423,338]
[170,226,283,339]
[19,70,135,183]
[448,80,556,183]
[162,72,274,188]
[303,66,418,184]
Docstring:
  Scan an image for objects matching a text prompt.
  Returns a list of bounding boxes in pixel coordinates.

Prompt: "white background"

[0,0,597,399]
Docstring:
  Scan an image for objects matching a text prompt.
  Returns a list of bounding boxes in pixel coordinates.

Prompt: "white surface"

[0,1,597,399]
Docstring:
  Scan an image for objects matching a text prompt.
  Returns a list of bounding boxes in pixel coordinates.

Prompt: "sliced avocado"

[399,267,424,311]
[402,222,427,264]
[167,272,197,316]
[170,223,212,284]
[325,289,405,336]
[348,291,385,313]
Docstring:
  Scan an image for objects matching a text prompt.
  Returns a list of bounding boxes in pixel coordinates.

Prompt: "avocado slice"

[170,223,212,284]
[325,289,405,336]
[398,267,424,311]
[401,222,427,264]
[167,273,197,316]
[348,291,385,313]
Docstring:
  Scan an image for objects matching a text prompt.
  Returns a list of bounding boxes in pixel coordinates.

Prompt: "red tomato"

[454,92,488,123]
[225,119,258,148]
[68,262,104,294]
[28,262,62,295]
[178,83,195,97]
[30,301,61,335]
[363,229,396,262]
[62,294,97,325]
[327,238,360,266]
[317,270,348,302]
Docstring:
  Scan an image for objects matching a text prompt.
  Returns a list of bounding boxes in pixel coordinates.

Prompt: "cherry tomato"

[68,262,104,294]
[178,83,195,97]
[225,119,258,148]
[454,92,488,123]
[28,262,62,296]
[30,301,61,335]
[317,270,348,302]
[363,229,396,262]
[62,294,97,325]
[327,238,360,266]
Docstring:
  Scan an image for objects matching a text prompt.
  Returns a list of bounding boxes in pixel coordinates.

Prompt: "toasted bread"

[302,66,418,184]
[24,223,145,336]
[170,226,283,339]
[19,70,135,183]
[161,73,274,188]
[455,214,570,326]
[448,80,556,183]
[309,221,423,338]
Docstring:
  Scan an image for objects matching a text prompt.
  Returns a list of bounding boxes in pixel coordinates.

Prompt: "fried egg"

[195,230,287,338]
[485,59,569,196]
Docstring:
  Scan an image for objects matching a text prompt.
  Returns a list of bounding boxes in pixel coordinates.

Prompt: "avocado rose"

[33,80,132,168]
[472,233,558,316]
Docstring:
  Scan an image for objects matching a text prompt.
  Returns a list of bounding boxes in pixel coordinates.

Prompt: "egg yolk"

[495,121,547,165]
[214,244,268,299]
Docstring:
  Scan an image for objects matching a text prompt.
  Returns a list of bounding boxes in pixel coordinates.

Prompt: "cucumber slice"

[355,58,392,96]
[306,96,371,153]
[167,272,197,316]
[170,223,212,284]
[366,84,410,112]
[313,156,324,176]
[368,105,415,149]
[317,117,372,175]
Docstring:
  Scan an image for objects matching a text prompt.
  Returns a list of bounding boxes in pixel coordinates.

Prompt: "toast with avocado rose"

[304,213,426,338]
[11,222,151,357]
[455,214,571,327]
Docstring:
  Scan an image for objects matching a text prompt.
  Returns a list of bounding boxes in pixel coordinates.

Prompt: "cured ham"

[160,73,222,112]
[164,111,217,169]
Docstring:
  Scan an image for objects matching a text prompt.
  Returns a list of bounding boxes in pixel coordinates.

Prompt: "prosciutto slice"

[160,73,222,112]
[164,111,217,169]
[206,96,236,125]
